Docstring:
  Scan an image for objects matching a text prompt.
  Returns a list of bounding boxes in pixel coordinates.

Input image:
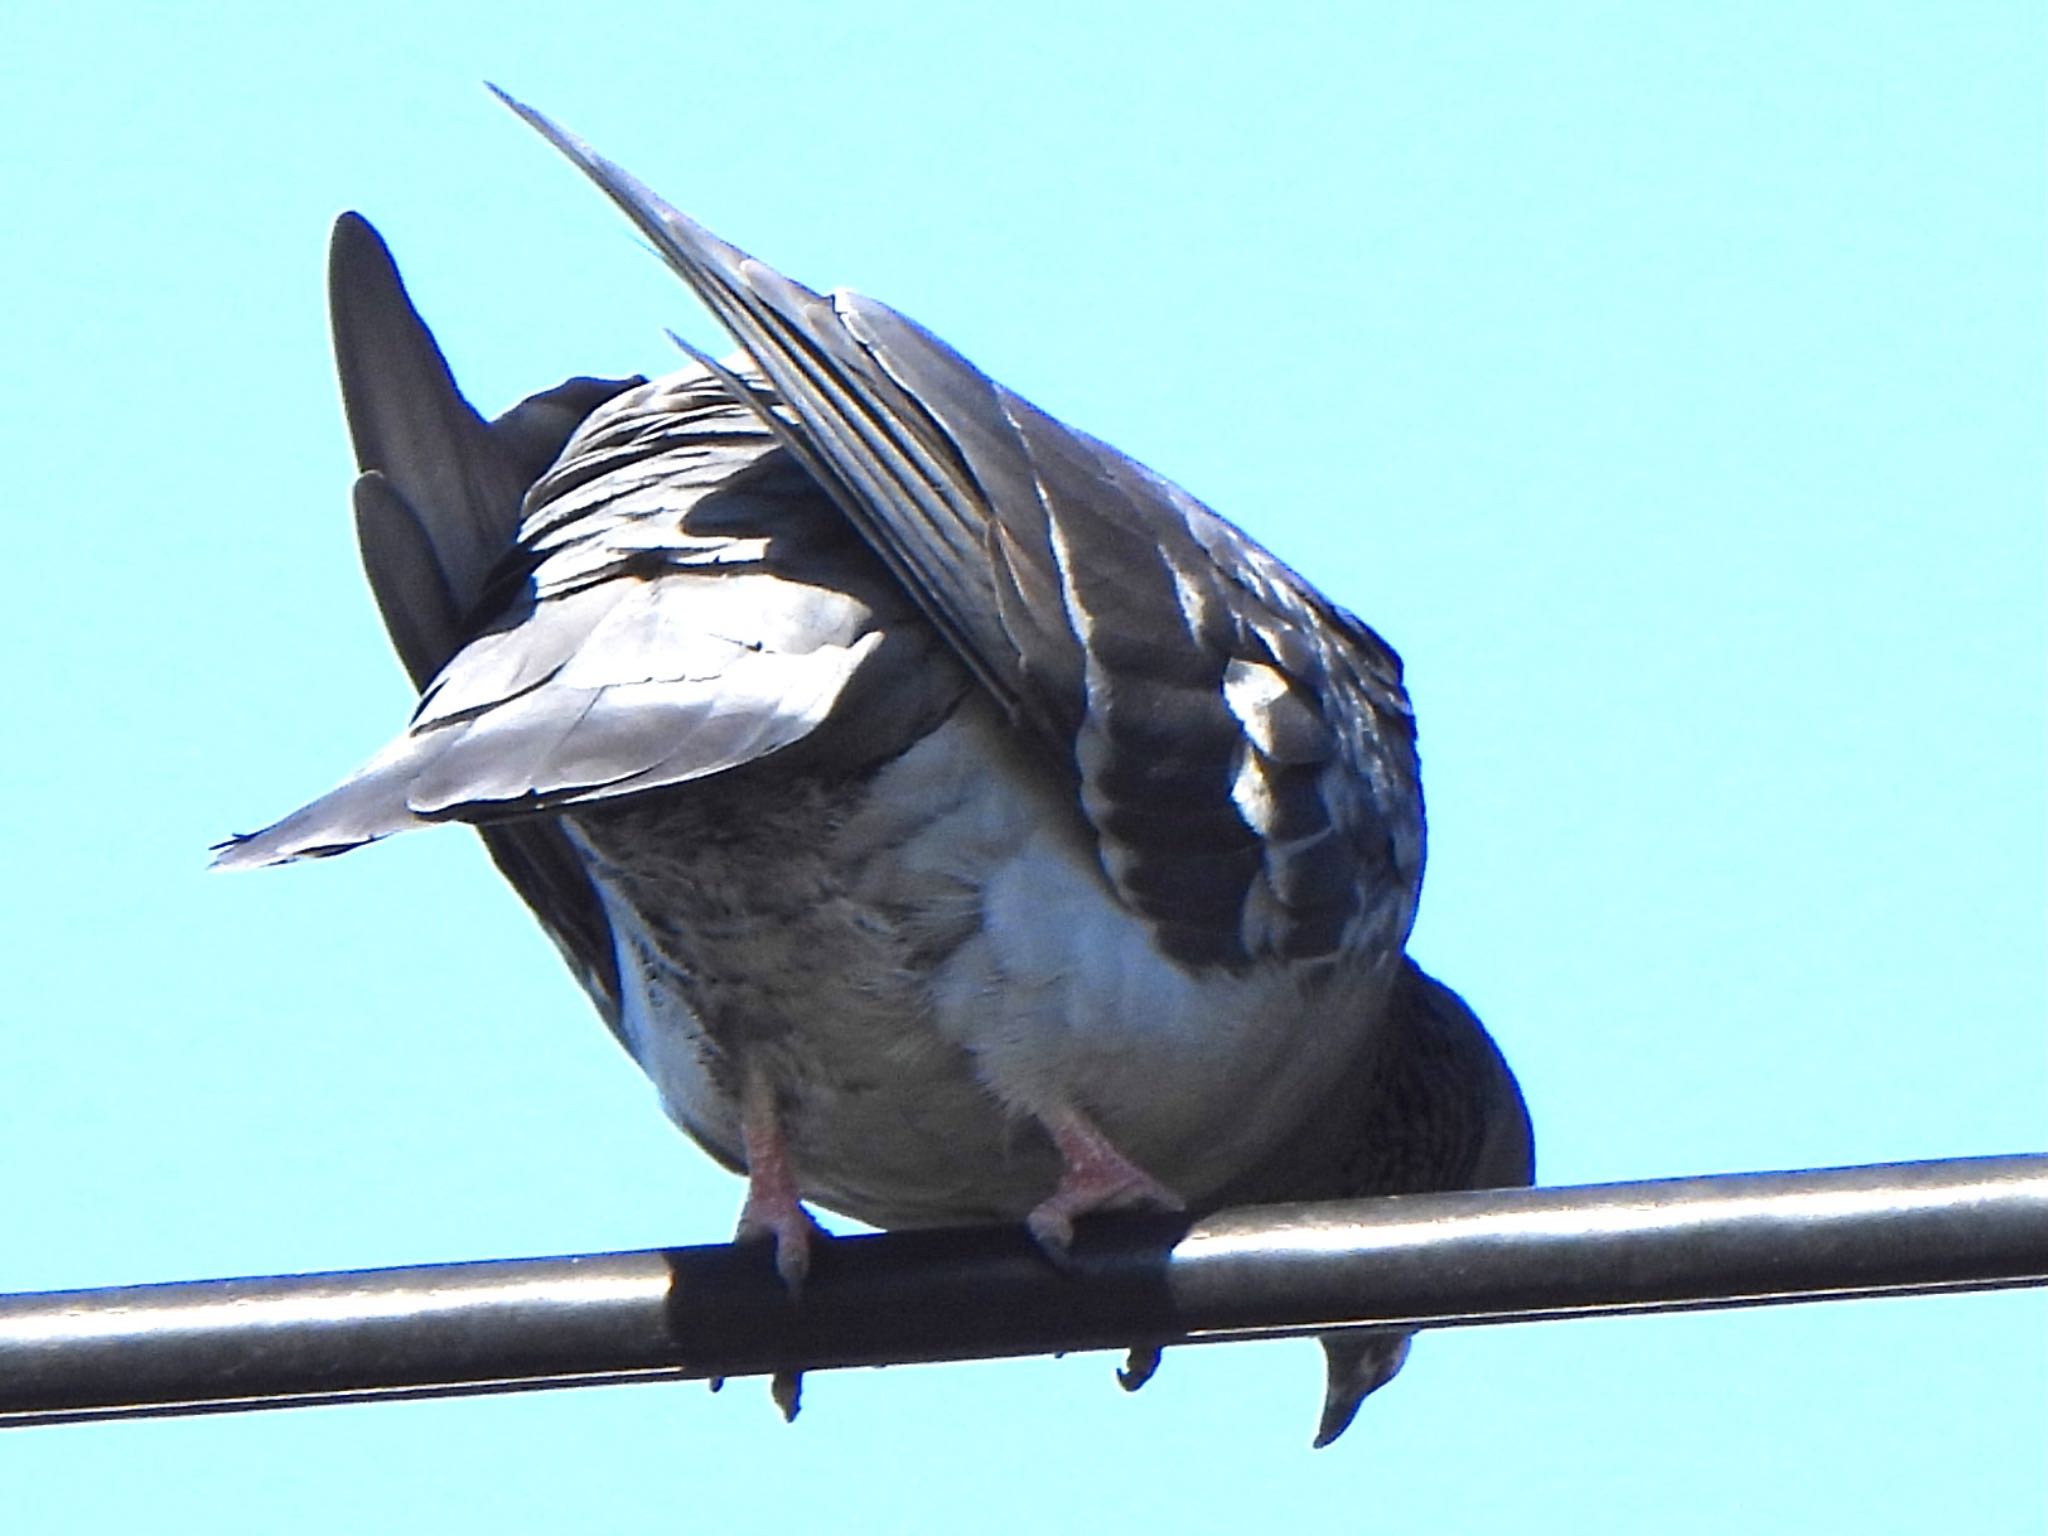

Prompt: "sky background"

[2,4,2041,1531]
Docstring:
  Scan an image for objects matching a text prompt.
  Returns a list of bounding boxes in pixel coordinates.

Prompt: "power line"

[3,1153,2042,1428]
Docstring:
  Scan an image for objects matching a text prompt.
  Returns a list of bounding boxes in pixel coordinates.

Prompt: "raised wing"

[496,92,1425,967]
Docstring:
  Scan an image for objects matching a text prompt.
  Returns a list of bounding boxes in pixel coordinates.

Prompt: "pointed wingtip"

[484,82,545,137]
[482,82,534,125]
[208,829,359,872]
[207,835,260,872]
[483,86,613,199]
[207,831,326,873]
[480,88,761,298]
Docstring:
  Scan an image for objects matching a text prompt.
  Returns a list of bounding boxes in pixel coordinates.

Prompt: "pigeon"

[215,95,1533,1443]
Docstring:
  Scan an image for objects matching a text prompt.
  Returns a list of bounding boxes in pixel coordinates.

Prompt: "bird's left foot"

[1026,1104,1185,1260]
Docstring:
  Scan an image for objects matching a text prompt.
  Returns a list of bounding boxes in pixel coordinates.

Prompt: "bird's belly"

[568,700,1395,1228]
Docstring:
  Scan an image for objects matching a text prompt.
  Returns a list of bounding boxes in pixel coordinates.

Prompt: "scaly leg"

[733,1063,822,1293]
[1026,1102,1185,1258]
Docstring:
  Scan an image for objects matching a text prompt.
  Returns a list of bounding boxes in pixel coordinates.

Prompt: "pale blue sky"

[2,5,2041,1531]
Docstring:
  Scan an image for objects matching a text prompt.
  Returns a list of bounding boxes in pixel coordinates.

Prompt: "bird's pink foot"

[1026,1104,1185,1260]
[735,1176,822,1292]
[736,1066,822,1292]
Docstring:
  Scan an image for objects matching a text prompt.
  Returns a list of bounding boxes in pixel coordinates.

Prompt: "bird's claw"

[771,1370,803,1422]
[736,1196,823,1294]
[1027,1106,1185,1264]
[1117,1346,1162,1393]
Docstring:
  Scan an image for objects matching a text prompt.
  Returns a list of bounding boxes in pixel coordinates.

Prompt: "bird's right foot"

[1026,1103,1185,1261]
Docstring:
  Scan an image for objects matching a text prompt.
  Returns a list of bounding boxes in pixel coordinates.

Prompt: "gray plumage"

[216,96,1533,1443]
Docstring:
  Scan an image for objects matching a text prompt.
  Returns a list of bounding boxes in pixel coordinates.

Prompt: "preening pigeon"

[216,95,1533,1445]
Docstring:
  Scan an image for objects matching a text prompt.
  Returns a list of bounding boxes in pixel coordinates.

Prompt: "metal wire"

[3,1153,2043,1427]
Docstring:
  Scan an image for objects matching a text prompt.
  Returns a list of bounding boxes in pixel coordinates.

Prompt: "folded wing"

[494,92,1425,968]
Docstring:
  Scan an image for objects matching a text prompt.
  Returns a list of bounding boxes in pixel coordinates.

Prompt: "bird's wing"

[218,218,964,1027]
[498,93,1424,967]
